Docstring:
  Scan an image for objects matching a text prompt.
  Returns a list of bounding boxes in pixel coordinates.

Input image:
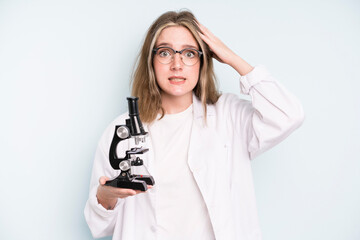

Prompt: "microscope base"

[105,175,155,191]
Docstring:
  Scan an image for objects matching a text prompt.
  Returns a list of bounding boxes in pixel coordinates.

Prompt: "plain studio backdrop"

[0,0,359,239]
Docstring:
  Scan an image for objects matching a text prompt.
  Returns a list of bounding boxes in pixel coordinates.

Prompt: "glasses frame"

[152,47,203,66]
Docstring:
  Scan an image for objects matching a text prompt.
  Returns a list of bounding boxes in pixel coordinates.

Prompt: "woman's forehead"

[156,25,199,49]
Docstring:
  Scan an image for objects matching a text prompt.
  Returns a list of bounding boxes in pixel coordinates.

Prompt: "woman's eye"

[159,50,171,57]
[184,50,196,58]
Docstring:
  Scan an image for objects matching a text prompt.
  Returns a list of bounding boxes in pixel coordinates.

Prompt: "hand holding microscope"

[105,97,155,191]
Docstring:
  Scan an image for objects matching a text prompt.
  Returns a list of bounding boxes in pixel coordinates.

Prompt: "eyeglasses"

[153,47,203,66]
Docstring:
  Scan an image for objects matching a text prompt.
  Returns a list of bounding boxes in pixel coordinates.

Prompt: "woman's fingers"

[117,188,138,198]
[197,26,212,45]
[198,31,210,45]
[197,22,221,49]
[197,23,206,36]
[198,22,213,38]
[198,23,219,44]
[99,176,109,185]
[197,22,235,65]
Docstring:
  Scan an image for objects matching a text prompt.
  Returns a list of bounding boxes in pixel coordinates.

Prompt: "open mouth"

[169,77,186,84]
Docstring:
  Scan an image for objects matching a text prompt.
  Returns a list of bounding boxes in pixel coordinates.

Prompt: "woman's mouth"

[169,77,186,84]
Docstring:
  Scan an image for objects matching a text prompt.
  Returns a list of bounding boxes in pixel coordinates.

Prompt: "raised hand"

[197,23,236,65]
[197,23,254,76]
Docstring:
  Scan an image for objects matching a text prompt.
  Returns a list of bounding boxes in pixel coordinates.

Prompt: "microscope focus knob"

[117,126,130,139]
[119,160,131,171]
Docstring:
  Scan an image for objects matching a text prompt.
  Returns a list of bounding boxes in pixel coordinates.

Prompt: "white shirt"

[84,65,305,240]
[148,104,215,240]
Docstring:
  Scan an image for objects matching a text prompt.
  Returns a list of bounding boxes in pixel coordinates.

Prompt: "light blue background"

[0,0,359,239]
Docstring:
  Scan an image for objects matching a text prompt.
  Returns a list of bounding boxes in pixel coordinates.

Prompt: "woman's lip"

[168,77,186,85]
[168,76,186,80]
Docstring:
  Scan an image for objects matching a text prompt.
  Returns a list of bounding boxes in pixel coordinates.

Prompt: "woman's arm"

[84,143,123,238]
[84,118,147,238]
[199,24,304,159]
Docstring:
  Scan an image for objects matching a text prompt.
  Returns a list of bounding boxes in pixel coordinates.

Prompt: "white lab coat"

[84,65,304,240]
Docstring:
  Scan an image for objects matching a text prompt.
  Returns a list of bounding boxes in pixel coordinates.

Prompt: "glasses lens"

[155,47,173,64]
[181,49,200,66]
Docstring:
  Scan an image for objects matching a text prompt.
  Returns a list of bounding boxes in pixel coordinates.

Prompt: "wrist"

[230,55,254,76]
[97,194,118,210]
[96,186,118,210]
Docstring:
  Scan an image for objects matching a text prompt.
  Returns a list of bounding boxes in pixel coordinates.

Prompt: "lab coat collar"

[192,92,216,121]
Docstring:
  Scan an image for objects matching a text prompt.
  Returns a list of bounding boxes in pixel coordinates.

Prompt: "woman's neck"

[161,92,193,114]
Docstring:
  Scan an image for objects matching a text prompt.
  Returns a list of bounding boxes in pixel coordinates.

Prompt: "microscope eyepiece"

[126,97,147,136]
[127,97,139,116]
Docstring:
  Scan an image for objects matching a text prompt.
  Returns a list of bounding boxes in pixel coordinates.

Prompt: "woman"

[84,10,304,240]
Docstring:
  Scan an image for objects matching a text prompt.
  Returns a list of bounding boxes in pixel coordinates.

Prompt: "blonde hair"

[131,10,220,123]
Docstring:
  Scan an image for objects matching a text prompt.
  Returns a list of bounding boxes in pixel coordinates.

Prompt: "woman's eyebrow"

[156,43,199,49]
[156,42,171,47]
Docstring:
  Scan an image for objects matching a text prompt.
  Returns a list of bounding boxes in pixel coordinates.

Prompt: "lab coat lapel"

[188,95,235,239]
[188,94,217,171]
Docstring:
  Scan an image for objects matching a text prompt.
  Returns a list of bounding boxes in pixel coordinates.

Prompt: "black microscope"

[105,97,155,191]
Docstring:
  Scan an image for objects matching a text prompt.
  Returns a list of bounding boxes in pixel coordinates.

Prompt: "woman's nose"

[170,53,183,70]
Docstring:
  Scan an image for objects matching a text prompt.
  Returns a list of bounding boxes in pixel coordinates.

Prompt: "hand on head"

[197,22,253,76]
[197,22,236,65]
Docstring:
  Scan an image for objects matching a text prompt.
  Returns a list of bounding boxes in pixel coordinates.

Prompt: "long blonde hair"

[131,10,220,123]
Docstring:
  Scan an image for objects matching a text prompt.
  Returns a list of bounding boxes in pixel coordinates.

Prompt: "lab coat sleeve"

[84,122,125,238]
[237,65,304,159]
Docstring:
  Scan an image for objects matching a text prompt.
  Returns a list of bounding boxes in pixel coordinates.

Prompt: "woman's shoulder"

[215,93,251,109]
[193,93,252,119]
[211,93,254,127]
